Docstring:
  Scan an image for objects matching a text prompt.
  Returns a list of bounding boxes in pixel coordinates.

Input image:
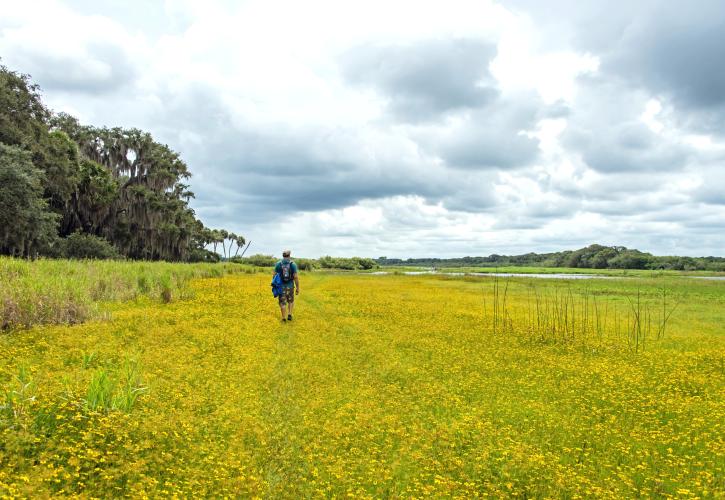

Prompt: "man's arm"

[294,273,300,294]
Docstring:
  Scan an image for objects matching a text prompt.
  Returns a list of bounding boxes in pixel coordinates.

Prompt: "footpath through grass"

[1,273,723,497]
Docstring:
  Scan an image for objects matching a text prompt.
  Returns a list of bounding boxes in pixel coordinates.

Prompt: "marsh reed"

[483,277,679,352]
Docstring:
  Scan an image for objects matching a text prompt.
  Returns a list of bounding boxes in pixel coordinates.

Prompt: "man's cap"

[282,249,291,256]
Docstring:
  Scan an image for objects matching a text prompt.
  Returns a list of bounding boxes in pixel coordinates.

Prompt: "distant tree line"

[0,63,241,261]
[234,254,377,271]
[377,244,725,271]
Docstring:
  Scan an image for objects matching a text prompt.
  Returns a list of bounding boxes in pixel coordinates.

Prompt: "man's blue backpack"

[280,261,294,283]
[271,274,283,297]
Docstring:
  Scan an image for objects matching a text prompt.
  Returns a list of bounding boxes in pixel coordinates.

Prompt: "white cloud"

[491,18,599,104]
[1,0,723,257]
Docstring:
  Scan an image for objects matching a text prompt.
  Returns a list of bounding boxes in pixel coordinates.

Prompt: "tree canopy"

[0,63,240,261]
[0,144,58,256]
[376,244,725,272]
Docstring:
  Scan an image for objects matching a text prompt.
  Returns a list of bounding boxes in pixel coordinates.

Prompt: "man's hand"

[295,288,300,295]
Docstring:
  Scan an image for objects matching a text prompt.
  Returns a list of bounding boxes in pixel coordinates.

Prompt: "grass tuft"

[84,358,146,413]
[0,257,253,331]
[85,369,114,411]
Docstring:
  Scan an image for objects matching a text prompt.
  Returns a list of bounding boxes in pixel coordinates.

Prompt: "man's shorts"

[278,287,295,306]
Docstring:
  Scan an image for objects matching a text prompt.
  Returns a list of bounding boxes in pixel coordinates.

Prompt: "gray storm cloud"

[341,38,499,122]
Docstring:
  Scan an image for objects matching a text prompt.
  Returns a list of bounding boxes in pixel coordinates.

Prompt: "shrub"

[295,258,318,271]
[353,257,377,270]
[240,254,277,267]
[60,232,119,260]
[318,256,377,270]
[188,248,220,263]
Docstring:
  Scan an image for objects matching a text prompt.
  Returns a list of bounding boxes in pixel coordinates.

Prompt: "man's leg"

[279,296,287,321]
[286,288,295,320]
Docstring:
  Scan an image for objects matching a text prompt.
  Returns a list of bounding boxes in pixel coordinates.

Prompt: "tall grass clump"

[85,369,114,411]
[158,273,173,303]
[0,257,252,331]
[84,359,147,413]
[113,358,147,412]
[0,365,35,426]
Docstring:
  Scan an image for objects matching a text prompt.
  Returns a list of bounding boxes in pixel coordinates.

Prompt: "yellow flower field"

[1,272,724,498]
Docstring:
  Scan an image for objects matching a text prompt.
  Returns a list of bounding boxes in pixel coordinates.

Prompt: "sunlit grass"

[0,257,258,330]
[1,271,723,497]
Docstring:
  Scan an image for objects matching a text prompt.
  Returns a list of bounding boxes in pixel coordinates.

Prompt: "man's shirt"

[274,259,299,289]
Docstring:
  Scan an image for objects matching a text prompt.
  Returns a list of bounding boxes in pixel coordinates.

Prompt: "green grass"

[0,267,723,497]
[0,257,259,330]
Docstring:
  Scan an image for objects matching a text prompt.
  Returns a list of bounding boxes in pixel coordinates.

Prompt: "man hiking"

[274,249,299,322]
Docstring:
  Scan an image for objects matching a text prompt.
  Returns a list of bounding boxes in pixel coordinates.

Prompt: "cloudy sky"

[2,0,724,258]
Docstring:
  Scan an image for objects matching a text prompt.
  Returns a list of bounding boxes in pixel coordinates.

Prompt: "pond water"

[467,272,609,279]
[368,271,611,279]
[367,271,725,281]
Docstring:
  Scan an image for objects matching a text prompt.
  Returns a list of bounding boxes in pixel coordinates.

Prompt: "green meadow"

[1,260,723,497]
